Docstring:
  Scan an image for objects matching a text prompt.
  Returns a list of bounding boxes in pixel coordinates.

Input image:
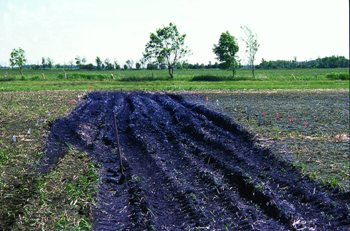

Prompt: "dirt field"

[39,92,349,230]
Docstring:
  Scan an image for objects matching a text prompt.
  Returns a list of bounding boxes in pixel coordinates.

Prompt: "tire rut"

[39,92,350,231]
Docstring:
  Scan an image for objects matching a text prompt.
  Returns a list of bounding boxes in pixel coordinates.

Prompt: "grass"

[186,90,349,191]
[0,91,98,230]
[0,68,348,91]
[16,149,98,230]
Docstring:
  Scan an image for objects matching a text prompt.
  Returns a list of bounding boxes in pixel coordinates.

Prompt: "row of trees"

[142,23,258,78]
[258,56,349,69]
[8,23,259,79]
[7,23,348,79]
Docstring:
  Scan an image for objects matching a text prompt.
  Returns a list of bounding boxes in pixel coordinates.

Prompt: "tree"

[135,62,141,70]
[126,59,134,69]
[114,60,121,70]
[10,48,27,78]
[81,57,87,65]
[69,60,74,69]
[47,57,53,69]
[143,22,190,79]
[104,58,113,70]
[213,31,239,77]
[241,26,259,78]
[96,56,102,70]
[75,56,81,66]
[41,57,46,69]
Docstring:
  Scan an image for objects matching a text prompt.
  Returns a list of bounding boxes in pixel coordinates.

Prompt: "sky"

[0,0,348,66]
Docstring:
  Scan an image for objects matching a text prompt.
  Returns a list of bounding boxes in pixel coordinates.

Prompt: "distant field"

[0,68,348,91]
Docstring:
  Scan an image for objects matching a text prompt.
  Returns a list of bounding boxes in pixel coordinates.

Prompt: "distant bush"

[31,76,41,81]
[326,73,349,80]
[0,77,15,82]
[57,74,65,79]
[191,75,251,81]
[119,76,169,81]
[57,73,109,80]
[192,75,223,81]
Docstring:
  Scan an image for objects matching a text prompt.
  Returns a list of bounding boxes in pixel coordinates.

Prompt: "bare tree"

[241,26,259,78]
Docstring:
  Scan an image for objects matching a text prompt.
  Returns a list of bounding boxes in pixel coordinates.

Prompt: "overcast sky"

[0,0,348,66]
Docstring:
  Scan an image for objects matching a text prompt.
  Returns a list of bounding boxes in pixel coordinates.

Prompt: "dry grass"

[0,91,98,230]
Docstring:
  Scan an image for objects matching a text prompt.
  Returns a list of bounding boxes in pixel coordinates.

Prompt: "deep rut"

[40,92,349,230]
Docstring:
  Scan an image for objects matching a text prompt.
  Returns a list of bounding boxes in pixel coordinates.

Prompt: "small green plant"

[131,174,141,183]
[189,192,197,201]
[0,149,8,164]
[54,216,70,230]
[224,223,230,231]
[309,171,318,180]
[325,176,340,189]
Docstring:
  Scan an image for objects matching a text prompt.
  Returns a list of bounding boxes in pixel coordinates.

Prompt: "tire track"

[40,92,350,230]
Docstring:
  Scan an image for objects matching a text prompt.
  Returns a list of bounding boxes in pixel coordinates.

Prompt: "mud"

[40,92,349,230]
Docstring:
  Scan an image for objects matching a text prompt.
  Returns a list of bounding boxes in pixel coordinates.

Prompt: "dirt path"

[39,92,349,230]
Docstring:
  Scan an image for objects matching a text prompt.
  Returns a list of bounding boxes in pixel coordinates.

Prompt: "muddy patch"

[39,92,349,230]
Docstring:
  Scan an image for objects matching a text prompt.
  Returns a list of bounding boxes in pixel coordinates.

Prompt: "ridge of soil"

[39,92,349,230]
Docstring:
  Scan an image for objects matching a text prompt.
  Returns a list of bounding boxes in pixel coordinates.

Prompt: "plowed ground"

[40,92,349,230]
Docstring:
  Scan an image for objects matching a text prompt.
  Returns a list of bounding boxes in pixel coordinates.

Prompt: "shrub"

[57,74,65,79]
[31,76,40,81]
[119,76,168,81]
[190,75,250,81]
[326,73,349,80]
[0,77,15,82]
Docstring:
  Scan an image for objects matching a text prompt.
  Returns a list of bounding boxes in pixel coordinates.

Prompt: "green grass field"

[0,68,348,91]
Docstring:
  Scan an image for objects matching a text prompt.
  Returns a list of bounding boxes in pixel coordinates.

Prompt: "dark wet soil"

[40,92,349,230]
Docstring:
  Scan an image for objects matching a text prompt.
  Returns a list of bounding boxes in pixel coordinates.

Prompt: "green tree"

[114,60,120,70]
[104,58,113,70]
[47,57,53,69]
[41,57,46,69]
[10,48,27,78]
[143,22,190,79]
[81,57,87,65]
[241,26,259,78]
[126,59,134,69]
[135,62,141,70]
[75,56,81,66]
[96,56,102,70]
[213,31,239,77]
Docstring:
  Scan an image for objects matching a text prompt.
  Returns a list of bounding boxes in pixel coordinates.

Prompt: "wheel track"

[39,92,350,231]
[126,94,212,229]
[169,94,349,229]
[134,93,286,230]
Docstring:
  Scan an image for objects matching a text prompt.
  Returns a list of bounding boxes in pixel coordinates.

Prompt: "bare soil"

[39,92,349,230]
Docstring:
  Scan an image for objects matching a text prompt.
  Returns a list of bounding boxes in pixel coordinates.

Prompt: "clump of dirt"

[39,92,350,230]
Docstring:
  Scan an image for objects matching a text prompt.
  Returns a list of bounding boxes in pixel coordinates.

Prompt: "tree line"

[258,56,349,69]
[6,23,348,79]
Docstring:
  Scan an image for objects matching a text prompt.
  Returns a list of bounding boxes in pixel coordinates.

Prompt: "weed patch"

[326,73,349,80]
[0,91,99,230]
